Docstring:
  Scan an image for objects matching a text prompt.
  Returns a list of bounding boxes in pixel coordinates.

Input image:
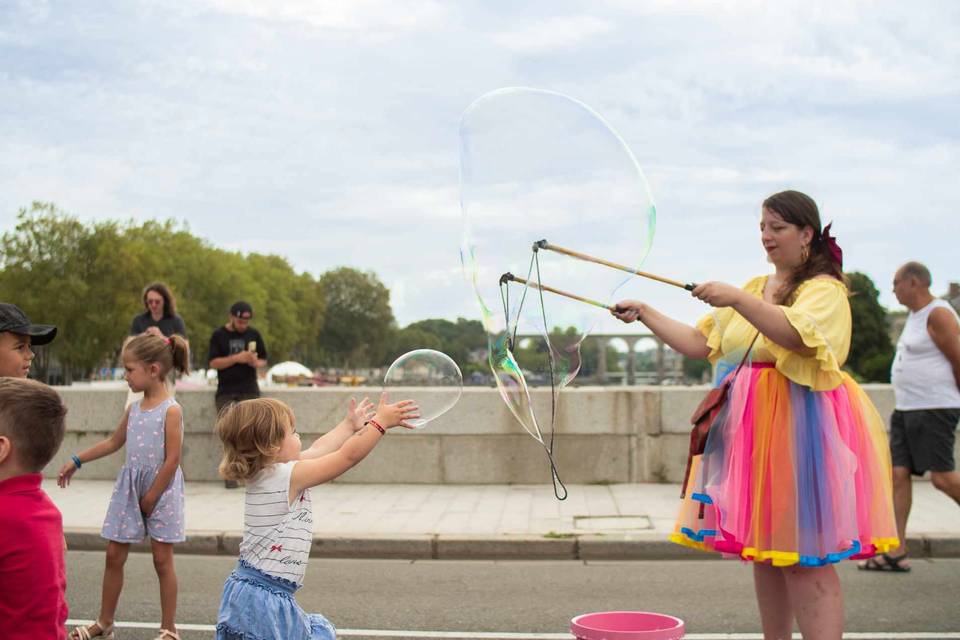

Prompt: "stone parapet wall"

[46,385,919,484]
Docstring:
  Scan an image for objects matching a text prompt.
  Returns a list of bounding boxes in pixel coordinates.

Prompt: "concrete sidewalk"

[48,479,960,560]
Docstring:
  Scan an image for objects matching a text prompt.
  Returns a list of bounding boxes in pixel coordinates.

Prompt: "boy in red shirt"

[0,377,69,639]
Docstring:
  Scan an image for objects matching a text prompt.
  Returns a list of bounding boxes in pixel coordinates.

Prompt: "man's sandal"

[153,630,180,640]
[70,620,116,640]
[858,552,911,572]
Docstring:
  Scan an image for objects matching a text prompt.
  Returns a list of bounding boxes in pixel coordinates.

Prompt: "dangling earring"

[800,244,810,263]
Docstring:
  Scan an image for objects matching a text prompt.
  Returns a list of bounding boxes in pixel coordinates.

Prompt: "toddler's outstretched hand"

[346,396,376,432]
[373,393,420,430]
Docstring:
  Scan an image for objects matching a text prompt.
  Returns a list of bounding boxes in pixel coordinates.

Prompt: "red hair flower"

[822,222,843,269]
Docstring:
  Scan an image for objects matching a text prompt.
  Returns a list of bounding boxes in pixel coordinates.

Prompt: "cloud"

[0,0,957,330]
[491,15,615,53]
[324,184,461,223]
[202,0,452,42]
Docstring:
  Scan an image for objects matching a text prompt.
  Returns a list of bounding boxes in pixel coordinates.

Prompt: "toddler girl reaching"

[214,394,418,640]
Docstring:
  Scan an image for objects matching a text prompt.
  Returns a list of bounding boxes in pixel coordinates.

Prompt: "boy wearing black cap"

[0,303,57,378]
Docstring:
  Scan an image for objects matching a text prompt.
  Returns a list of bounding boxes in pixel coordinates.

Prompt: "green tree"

[847,271,894,382]
[244,253,314,363]
[0,204,336,379]
[507,326,584,383]
[122,219,252,369]
[121,222,326,368]
[683,356,711,383]
[288,274,327,367]
[318,267,394,367]
[386,326,444,364]
[0,204,137,381]
[402,317,487,369]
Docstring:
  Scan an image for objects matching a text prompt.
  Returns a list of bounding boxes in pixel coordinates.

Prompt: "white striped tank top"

[239,461,313,585]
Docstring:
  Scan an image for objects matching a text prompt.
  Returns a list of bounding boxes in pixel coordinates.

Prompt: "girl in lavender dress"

[59,333,190,640]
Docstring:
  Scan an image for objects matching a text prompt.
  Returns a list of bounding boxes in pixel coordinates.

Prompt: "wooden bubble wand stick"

[533,239,697,291]
[499,273,618,312]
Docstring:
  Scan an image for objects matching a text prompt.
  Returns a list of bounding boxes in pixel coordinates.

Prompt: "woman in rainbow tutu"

[613,190,898,639]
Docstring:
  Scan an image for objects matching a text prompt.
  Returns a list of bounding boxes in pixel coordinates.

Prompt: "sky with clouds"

[1,0,957,337]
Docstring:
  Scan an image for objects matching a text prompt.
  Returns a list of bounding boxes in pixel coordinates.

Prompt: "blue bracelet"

[71,454,82,469]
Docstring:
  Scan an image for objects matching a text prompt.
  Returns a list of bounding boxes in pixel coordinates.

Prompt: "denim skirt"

[216,560,336,640]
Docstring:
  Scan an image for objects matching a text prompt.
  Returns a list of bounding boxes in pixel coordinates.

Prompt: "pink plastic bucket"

[570,611,685,640]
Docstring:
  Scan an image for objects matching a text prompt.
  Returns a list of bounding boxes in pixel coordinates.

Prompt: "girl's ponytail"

[124,333,191,377]
[168,334,190,375]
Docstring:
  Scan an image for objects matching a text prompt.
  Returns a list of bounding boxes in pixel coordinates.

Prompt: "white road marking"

[65,620,960,639]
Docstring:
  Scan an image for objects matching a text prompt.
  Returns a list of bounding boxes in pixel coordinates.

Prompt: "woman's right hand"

[372,393,420,430]
[611,300,645,323]
[57,460,78,488]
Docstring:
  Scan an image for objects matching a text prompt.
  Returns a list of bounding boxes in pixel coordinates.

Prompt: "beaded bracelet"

[368,419,386,435]
[71,454,82,469]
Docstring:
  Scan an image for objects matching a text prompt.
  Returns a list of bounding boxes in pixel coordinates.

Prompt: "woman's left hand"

[140,495,158,518]
[691,281,744,308]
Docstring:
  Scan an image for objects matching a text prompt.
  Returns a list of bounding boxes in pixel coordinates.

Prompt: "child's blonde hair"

[216,398,294,482]
[123,333,190,376]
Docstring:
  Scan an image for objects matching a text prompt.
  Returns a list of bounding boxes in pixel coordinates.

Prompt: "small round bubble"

[383,349,463,429]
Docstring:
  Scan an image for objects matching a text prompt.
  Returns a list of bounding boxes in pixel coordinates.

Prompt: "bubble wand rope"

[498,257,568,501]
[534,239,697,291]
[531,248,568,501]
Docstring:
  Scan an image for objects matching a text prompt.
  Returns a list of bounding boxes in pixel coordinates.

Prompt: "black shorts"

[890,408,960,476]
[215,391,260,415]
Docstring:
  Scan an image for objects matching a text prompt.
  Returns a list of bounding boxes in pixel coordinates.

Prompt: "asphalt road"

[65,551,960,639]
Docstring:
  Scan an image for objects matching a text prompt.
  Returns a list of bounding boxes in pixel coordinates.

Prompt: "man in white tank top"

[862,262,960,572]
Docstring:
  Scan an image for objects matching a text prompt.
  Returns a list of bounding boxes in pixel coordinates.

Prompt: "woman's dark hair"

[142,282,177,318]
[763,190,846,305]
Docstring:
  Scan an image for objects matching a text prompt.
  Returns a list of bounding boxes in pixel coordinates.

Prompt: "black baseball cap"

[230,301,253,318]
[0,303,57,345]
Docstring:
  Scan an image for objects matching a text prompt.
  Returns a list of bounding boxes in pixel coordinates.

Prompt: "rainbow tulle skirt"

[671,363,899,566]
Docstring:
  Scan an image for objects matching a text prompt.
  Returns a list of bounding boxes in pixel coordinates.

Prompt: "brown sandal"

[858,552,911,572]
[70,620,116,640]
[153,630,180,640]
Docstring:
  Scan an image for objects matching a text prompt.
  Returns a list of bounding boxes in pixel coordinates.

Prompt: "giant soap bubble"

[459,87,656,459]
[383,349,463,429]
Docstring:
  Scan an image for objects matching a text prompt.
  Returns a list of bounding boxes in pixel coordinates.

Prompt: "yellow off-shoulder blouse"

[696,275,851,391]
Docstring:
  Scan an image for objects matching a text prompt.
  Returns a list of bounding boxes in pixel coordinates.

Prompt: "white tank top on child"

[891,298,960,410]
[239,461,313,586]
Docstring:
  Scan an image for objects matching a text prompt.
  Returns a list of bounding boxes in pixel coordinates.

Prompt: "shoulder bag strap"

[731,331,761,376]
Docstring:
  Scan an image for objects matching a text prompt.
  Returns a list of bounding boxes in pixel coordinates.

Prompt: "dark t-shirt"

[130,312,187,339]
[207,325,267,395]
